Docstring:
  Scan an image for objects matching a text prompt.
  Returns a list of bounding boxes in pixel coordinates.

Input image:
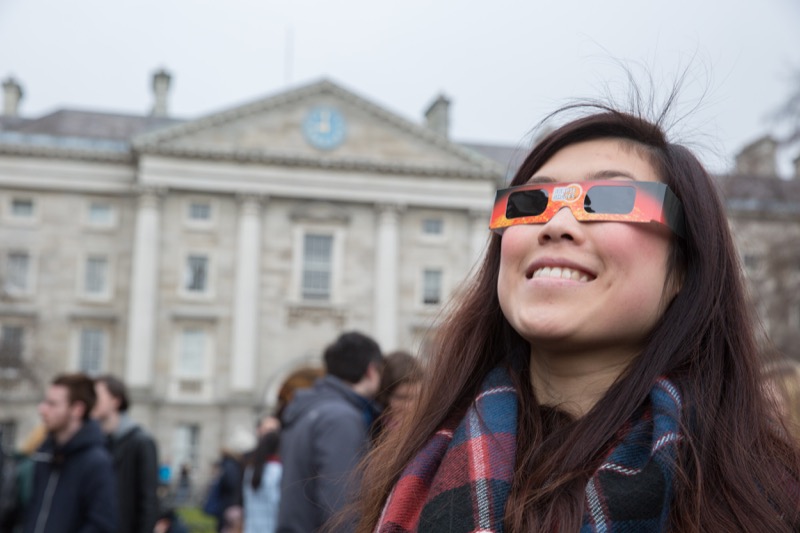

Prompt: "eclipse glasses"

[489,180,685,237]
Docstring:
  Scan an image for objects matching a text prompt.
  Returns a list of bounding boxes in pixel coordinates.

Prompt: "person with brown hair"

[24,372,117,532]
[374,351,422,436]
[355,107,800,532]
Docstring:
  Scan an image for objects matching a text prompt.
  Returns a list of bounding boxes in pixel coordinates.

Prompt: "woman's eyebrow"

[526,175,557,184]
[588,170,637,180]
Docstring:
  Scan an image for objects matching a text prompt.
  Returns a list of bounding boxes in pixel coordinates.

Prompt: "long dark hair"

[356,109,800,531]
[245,430,279,490]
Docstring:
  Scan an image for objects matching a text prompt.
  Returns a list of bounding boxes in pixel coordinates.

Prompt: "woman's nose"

[537,206,584,245]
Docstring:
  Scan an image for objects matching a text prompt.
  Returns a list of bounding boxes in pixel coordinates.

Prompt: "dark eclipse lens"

[506,189,549,218]
[584,186,636,214]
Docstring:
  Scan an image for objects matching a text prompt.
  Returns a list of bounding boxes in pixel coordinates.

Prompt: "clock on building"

[302,106,347,150]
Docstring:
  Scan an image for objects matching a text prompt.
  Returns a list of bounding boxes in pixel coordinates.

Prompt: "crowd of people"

[0,331,422,533]
[4,102,800,532]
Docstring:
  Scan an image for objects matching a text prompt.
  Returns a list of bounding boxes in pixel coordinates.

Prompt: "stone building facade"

[0,74,510,482]
[0,72,798,485]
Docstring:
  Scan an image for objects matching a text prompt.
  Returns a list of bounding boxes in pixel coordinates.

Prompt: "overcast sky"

[1,0,798,174]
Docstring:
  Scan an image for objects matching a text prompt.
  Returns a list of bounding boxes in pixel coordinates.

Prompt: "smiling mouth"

[528,266,592,282]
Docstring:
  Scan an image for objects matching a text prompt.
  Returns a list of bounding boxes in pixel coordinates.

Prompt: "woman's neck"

[529,346,636,417]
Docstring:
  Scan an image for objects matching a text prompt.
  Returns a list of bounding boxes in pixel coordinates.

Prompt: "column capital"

[236,192,269,206]
[375,202,406,219]
[133,185,167,208]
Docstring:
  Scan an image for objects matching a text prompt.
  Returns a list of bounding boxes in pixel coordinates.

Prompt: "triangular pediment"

[133,79,502,178]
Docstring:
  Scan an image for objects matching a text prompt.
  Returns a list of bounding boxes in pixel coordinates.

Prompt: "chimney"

[424,94,450,138]
[151,69,172,117]
[734,135,778,177]
[3,77,23,117]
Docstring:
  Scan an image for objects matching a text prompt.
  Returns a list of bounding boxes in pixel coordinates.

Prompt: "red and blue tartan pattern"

[376,369,682,533]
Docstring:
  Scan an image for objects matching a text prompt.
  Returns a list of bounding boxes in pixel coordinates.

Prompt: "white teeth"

[531,266,591,281]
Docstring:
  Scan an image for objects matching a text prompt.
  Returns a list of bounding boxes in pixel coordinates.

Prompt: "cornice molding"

[0,141,133,163]
[135,143,500,180]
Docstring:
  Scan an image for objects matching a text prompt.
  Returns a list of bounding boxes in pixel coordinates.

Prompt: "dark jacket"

[277,376,379,533]
[106,416,159,533]
[23,420,118,533]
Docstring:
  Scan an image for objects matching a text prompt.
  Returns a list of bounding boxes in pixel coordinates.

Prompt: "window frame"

[84,200,118,230]
[170,326,214,401]
[6,196,38,224]
[79,253,113,301]
[0,324,25,370]
[74,327,107,376]
[291,226,345,304]
[184,198,216,230]
[4,250,34,297]
[421,267,444,306]
[180,251,214,299]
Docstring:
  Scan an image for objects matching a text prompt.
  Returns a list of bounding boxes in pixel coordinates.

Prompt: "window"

[78,328,105,375]
[302,234,333,301]
[84,256,108,295]
[178,329,205,378]
[172,424,200,471]
[422,218,444,235]
[0,325,24,367]
[184,255,209,293]
[6,252,30,293]
[11,198,34,218]
[0,420,17,451]
[423,269,443,305]
[87,202,114,227]
[188,202,212,221]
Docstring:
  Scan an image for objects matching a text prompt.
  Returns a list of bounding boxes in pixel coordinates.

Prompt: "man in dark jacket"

[277,331,383,533]
[93,374,159,533]
[24,372,118,533]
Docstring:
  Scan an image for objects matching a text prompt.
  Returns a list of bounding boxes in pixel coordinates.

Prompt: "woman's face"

[497,138,676,360]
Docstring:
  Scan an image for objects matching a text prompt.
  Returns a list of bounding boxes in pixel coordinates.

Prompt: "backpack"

[202,475,223,518]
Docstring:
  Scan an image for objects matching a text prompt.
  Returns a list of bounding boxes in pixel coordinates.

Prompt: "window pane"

[423,269,442,305]
[0,326,24,366]
[422,218,443,235]
[88,202,113,225]
[188,202,211,221]
[11,198,34,217]
[185,255,208,292]
[179,329,205,377]
[79,328,104,375]
[84,256,108,294]
[7,252,29,291]
[302,234,332,300]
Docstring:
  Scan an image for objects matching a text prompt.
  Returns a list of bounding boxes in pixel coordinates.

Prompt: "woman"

[242,431,281,533]
[356,108,800,532]
[374,351,422,437]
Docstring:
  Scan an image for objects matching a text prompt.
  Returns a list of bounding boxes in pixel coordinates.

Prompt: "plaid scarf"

[376,367,682,533]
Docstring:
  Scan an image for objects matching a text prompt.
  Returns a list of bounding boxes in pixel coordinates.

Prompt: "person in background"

[355,107,800,532]
[374,351,422,437]
[242,431,281,533]
[93,374,159,533]
[205,429,254,533]
[0,425,47,531]
[277,331,384,533]
[24,372,117,532]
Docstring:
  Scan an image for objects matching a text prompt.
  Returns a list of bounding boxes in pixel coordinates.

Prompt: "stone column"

[373,204,401,351]
[230,195,263,391]
[125,188,162,387]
